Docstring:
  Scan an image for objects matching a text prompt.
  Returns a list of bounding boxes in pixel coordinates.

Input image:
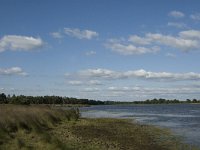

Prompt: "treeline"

[132,98,200,104]
[0,93,104,105]
[0,93,200,105]
[102,98,200,105]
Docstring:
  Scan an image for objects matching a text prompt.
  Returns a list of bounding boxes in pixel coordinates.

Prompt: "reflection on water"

[80,104,200,147]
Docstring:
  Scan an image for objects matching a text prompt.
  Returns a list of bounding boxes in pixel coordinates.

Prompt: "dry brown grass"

[0,105,79,133]
[0,104,79,149]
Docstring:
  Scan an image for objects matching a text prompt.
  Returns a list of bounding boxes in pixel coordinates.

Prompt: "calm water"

[80,104,200,147]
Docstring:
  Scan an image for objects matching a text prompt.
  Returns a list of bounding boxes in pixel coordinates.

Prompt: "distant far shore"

[1,93,200,105]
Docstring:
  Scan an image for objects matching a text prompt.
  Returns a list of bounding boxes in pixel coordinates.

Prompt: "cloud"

[107,86,200,96]
[79,68,123,79]
[0,67,28,76]
[64,28,98,39]
[68,80,83,85]
[128,35,151,45]
[179,30,200,39]
[88,80,102,85]
[82,87,100,92]
[168,11,185,18]
[167,22,187,29]
[130,30,200,52]
[85,51,96,56]
[0,35,44,52]
[108,86,140,92]
[190,13,200,21]
[166,53,176,58]
[124,69,200,81]
[106,29,200,54]
[50,32,63,38]
[74,68,200,81]
[105,39,159,55]
[146,33,200,51]
[67,80,102,86]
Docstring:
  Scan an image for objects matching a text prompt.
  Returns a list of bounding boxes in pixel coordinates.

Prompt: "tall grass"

[0,105,79,133]
[0,104,79,149]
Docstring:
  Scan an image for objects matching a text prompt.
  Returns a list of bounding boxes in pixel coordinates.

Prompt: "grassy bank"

[0,105,79,150]
[0,105,198,150]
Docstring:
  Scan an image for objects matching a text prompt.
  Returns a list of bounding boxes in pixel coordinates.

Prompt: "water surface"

[80,104,200,147]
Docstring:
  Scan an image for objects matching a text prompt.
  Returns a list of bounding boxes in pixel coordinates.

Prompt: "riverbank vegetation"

[0,93,200,105]
[0,105,79,149]
[0,105,199,150]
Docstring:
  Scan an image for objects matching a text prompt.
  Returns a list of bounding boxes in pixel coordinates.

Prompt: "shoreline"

[0,105,199,150]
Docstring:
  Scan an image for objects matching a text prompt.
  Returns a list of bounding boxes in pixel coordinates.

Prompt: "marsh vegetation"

[0,105,198,150]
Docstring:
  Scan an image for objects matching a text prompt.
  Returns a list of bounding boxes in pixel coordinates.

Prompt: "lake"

[80,104,200,147]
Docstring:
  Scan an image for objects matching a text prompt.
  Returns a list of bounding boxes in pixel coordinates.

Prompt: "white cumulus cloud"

[88,80,102,85]
[146,33,200,51]
[82,87,100,92]
[179,30,200,39]
[190,13,200,21]
[106,29,200,55]
[128,35,151,45]
[64,28,98,40]
[73,68,200,81]
[85,51,96,56]
[0,67,28,76]
[105,39,159,55]
[168,10,185,18]
[107,86,200,96]
[166,53,176,58]
[50,32,63,38]
[0,35,44,52]
[79,68,123,79]
[67,80,102,86]
[68,80,83,85]
[167,22,187,29]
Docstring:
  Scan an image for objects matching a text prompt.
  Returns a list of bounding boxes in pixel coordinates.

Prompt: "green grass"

[0,105,79,150]
[0,105,199,150]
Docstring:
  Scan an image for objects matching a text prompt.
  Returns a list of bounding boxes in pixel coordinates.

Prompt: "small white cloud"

[85,51,96,56]
[83,87,100,92]
[68,80,83,85]
[0,88,5,91]
[166,53,176,58]
[50,32,63,38]
[64,28,98,40]
[0,67,28,76]
[167,22,187,29]
[128,35,151,45]
[79,68,123,79]
[67,79,102,86]
[88,80,102,85]
[64,73,70,77]
[105,39,159,55]
[0,35,44,52]
[179,30,200,39]
[190,13,200,21]
[168,10,185,18]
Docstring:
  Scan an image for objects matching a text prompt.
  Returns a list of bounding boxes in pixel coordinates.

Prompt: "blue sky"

[1,0,200,101]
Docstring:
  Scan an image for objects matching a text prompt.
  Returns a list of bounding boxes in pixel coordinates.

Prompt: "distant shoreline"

[1,93,200,105]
